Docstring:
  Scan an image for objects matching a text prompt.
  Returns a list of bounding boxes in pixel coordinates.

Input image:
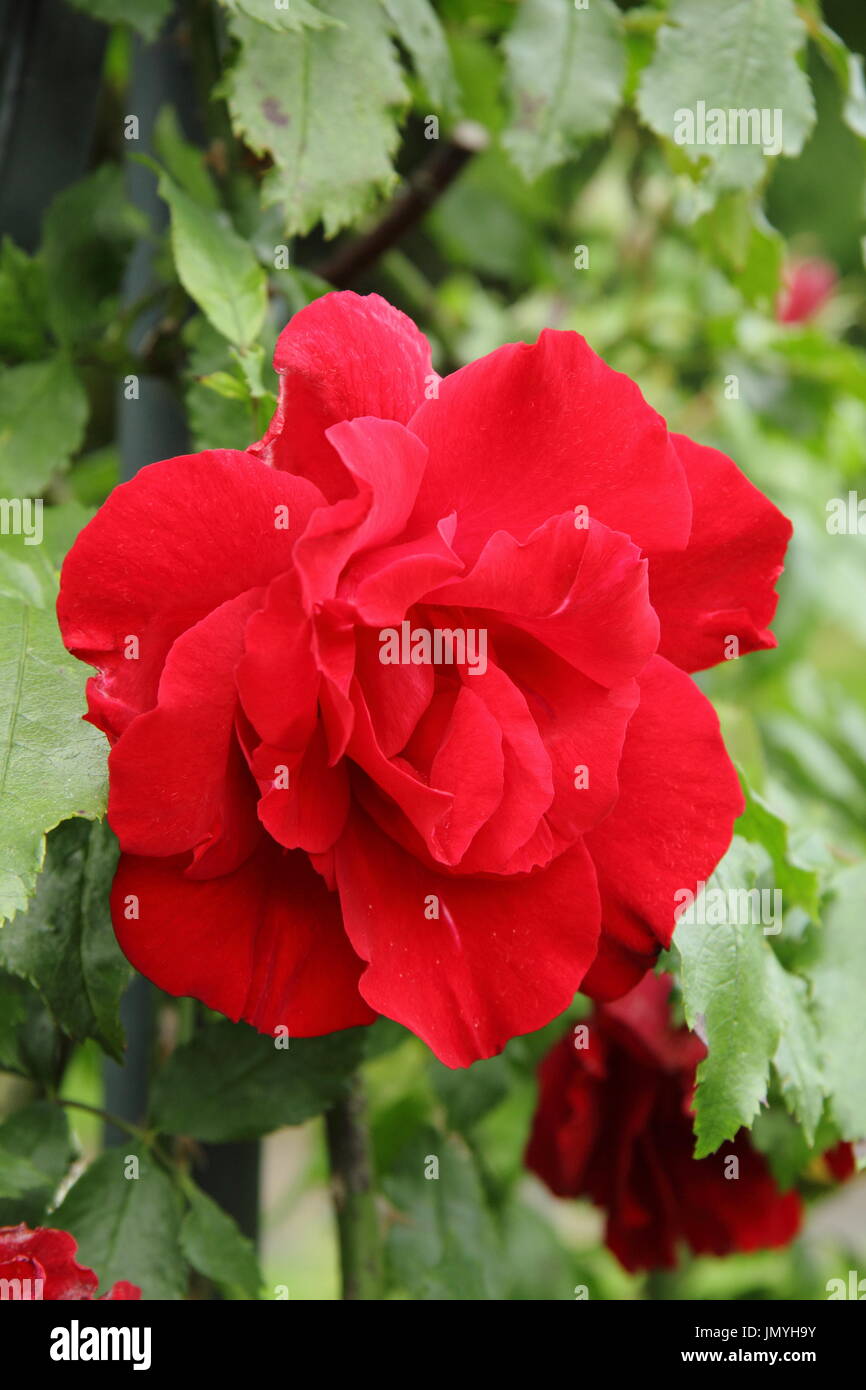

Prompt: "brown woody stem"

[315,121,489,288]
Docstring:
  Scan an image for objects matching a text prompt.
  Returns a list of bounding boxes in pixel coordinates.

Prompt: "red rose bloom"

[777,257,837,324]
[0,1223,140,1300]
[58,292,790,1066]
[525,974,802,1271]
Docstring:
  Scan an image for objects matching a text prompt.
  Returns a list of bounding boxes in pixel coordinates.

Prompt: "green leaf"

[39,501,96,570]
[183,316,258,452]
[67,448,120,509]
[502,1201,573,1301]
[808,864,866,1141]
[384,1127,503,1299]
[156,170,267,349]
[636,0,815,193]
[0,239,51,363]
[225,0,409,237]
[199,370,252,402]
[41,166,145,346]
[180,1183,262,1299]
[230,342,268,399]
[750,1106,816,1189]
[430,144,555,283]
[0,971,29,1069]
[0,1102,73,1225]
[694,195,784,307]
[0,501,93,609]
[771,329,866,402]
[0,357,87,494]
[0,1151,51,1201]
[674,837,825,1154]
[0,819,129,1060]
[363,1016,412,1060]
[380,0,462,115]
[153,107,219,209]
[185,383,253,451]
[0,572,108,925]
[675,885,778,1155]
[65,0,172,40]
[813,21,866,140]
[503,0,626,179]
[450,32,507,135]
[151,1020,366,1140]
[736,777,821,920]
[765,952,824,1142]
[0,972,62,1082]
[279,267,334,315]
[0,546,52,608]
[55,1146,187,1300]
[763,712,866,826]
[430,1053,510,1132]
[218,0,337,31]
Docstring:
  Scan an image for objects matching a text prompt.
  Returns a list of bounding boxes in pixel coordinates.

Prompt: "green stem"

[324,1077,383,1301]
[177,997,198,1046]
[646,1268,680,1300]
[55,1097,149,1145]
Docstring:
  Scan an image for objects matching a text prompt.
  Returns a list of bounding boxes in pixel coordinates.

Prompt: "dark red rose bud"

[525,974,802,1271]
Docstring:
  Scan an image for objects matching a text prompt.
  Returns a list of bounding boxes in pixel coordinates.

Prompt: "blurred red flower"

[822,1141,857,1182]
[525,974,802,1271]
[777,257,837,324]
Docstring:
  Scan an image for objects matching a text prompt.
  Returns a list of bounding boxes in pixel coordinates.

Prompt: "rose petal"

[354,626,435,757]
[500,631,640,849]
[648,435,792,673]
[335,813,601,1067]
[408,328,692,563]
[251,291,434,501]
[100,1281,142,1300]
[2,1226,98,1300]
[294,417,428,607]
[108,589,264,869]
[429,513,659,687]
[237,571,320,752]
[112,843,375,1036]
[341,515,463,627]
[582,655,744,999]
[58,451,324,740]
[423,655,554,872]
[254,724,350,854]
